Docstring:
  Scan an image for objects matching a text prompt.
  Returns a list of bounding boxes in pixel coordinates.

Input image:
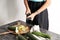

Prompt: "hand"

[27,13,36,21]
[25,9,31,15]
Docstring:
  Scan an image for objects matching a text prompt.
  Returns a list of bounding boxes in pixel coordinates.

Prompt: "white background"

[0,0,60,34]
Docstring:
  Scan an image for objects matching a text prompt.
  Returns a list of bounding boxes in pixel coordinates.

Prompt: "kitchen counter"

[0,20,60,40]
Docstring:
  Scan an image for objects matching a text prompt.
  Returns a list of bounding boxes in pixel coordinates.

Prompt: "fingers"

[26,13,31,17]
[27,15,31,18]
[27,16,33,21]
[25,13,31,19]
[25,10,31,15]
[26,13,35,21]
[25,13,31,16]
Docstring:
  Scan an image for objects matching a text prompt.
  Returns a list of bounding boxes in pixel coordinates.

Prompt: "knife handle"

[26,13,31,20]
[27,17,31,20]
[26,13,31,17]
[0,31,13,35]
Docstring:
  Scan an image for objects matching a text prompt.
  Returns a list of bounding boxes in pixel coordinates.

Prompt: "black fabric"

[26,1,49,30]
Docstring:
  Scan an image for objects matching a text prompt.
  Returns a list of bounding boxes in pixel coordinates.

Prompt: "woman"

[24,0,50,30]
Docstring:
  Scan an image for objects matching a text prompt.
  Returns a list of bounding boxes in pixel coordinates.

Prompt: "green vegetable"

[17,34,27,40]
[8,26,16,31]
[22,34,28,39]
[32,31,51,39]
[8,26,51,39]
[26,32,38,40]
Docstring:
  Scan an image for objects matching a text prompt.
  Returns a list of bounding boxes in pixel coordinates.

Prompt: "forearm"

[24,0,30,10]
[34,0,51,15]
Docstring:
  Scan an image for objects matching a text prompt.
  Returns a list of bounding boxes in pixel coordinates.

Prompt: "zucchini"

[8,26,16,31]
[22,34,28,39]
[26,32,38,40]
[32,31,51,39]
[17,34,27,40]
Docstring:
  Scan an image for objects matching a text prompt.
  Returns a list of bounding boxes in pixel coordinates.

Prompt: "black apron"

[26,1,49,30]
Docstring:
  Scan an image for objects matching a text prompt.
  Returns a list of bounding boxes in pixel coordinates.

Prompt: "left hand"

[27,13,36,21]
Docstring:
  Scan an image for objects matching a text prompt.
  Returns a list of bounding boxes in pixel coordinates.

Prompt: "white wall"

[48,0,60,34]
[0,0,8,25]
[0,0,60,34]
[0,0,26,25]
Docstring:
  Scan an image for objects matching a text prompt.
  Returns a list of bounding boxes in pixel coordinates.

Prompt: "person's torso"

[28,0,46,2]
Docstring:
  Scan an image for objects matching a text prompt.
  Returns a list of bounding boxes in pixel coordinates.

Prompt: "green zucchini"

[17,34,27,40]
[8,26,16,31]
[22,34,28,39]
[32,31,51,39]
[26,32,38,40]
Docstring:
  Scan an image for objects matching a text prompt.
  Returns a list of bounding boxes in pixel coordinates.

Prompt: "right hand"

[25,9,31,15]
